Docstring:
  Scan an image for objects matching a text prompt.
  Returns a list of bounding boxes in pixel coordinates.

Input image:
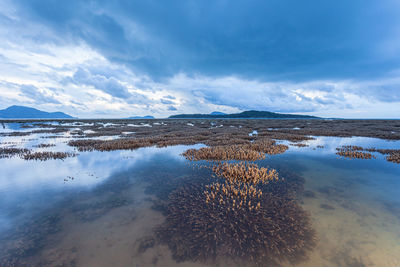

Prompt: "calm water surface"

[0,123,400,266]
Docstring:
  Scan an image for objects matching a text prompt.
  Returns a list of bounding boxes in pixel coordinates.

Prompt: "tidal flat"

[0,119,400,266]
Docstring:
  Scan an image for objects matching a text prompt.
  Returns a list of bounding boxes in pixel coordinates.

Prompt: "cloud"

[163,95,175,100]
[70,67,131,99]
[160,99,174,105]
[167,106,177,111]
[1,0,400,118]
[163,74,323,113]
[364,84,400,103]
[12,0,400,81]
[19,84,60,104]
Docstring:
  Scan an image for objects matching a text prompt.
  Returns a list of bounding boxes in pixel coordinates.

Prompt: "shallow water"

[0,124,400,266]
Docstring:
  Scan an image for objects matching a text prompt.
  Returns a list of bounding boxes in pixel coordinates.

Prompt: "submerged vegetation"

[156,161,316,265]
[0,214,62,266]
[157,185,315,265]
[0,169,132,266]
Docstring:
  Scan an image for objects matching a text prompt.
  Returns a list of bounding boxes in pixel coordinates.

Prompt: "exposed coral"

[291,143,309,147]
[333,146,400,164]
[245,138,289,155]
[0,147,30,158]
[3,118,400,141]
[0,131,31,137]
[183,145,265,161]
[22,151,77,161]
[212,162,278,185]
[204,181,263,211]
[182,139,288,161]
[386,151,400,164]
[366,148,400,164]
[335,146,375,159]
[32,143,56,148]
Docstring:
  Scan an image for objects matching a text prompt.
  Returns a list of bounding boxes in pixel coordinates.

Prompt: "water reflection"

[0,130,400,266]
[0,147,204,265]
[284,136,400,154]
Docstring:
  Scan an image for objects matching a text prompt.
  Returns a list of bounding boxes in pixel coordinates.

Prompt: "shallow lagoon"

[1,124,400,266]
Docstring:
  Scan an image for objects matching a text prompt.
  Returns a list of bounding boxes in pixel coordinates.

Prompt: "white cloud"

[19,84,60,104]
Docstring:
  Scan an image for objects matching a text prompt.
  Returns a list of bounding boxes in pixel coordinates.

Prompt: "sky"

[0,0,400,118]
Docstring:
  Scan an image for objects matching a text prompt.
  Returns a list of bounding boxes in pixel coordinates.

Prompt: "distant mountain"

[0,105,73,119]
[169,110,319,119]
[210,111,227,115]
[127,115,155,119]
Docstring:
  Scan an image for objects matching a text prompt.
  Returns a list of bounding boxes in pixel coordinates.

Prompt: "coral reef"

[0,214,62,266]
[366,148,400,164]
[3,118,400,141]
[182,139,288,161]
[156,162,315,265]
[0,147,76,161]
[244,139,289,155]
[157,184,316,265]
[291,143,309,147]
[136,236,156,253]
[22,151,77,161]
[182,145,265,161]
[211,162,278,185]
[386,151,400,163]
[204,181,263,211]
[3,119,398,164]
[0,131,31,137]
[0,147,30,158]
[33,143,56,148]
[334,146,400,164]
[335,146,375,159]
[0,170,132,265]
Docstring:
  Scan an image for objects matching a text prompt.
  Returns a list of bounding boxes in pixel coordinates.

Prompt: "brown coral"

[157,184,316,265]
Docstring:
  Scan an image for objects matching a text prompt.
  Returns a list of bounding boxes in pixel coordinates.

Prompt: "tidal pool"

[0,124,400,266]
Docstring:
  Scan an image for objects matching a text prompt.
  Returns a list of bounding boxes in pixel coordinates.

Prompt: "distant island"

[0,106,319,120]
[0,105,73,119]
[127,115,155,119]
[169,110,319,119]
[209,111,227,116]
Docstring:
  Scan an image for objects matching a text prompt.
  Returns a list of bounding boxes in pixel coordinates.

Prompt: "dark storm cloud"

[14,0,400,81]
[2,0,400,118]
